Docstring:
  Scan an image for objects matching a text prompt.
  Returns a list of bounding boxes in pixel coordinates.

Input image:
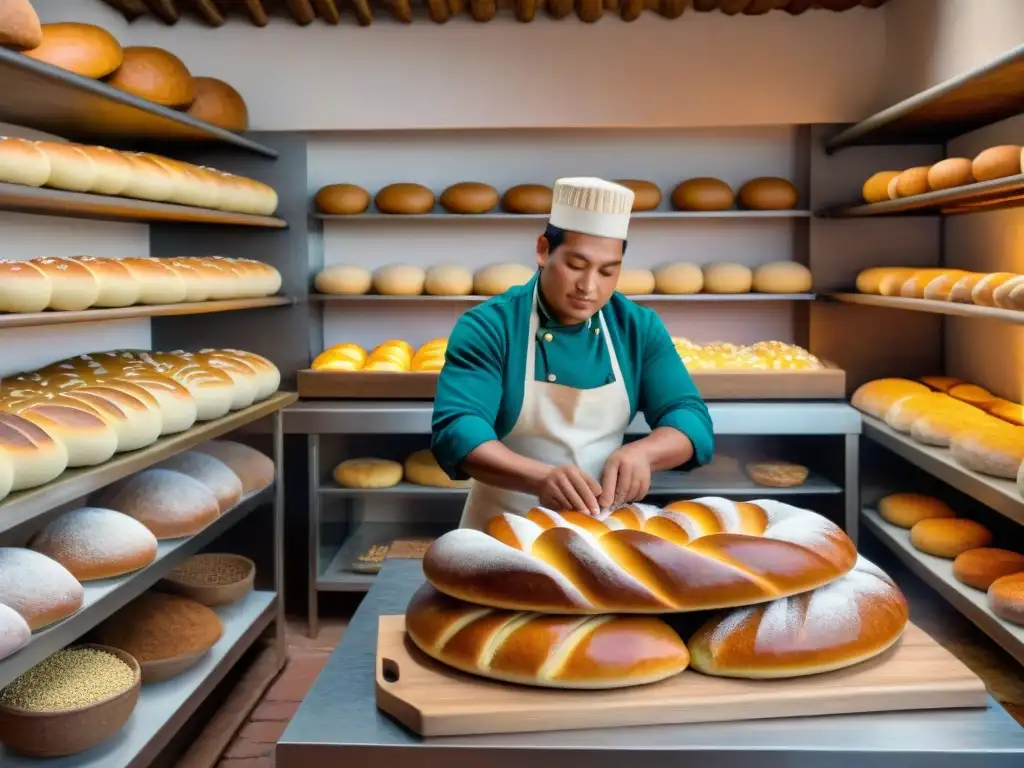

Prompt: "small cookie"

[745,461,809,488]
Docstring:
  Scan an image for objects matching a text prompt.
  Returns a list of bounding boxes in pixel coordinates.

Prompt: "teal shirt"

[431,272,715,480]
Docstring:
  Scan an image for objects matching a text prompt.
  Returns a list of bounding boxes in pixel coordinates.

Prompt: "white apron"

[459,285,632,530]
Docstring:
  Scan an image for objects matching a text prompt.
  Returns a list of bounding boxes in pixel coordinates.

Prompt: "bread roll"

[0,136,50,187]
[404,449,469,488]
[406,583,689,689]
[883,391,956,432]
[93,468,221,539]
[373,264,426,296]
[614,180,661,212]
[101,368,197,435]
[688,555,908,678]
[855,267,902,294]
[878,493,955,529]
[948,383,998,409]
[972,145,1022,182]
[31,507,158,581]
[0,603,29,663]
[971,272,1018,306]
[34,141,97,193]
[850,378,931,418]
[0,548,84,630]
[157,451,243,512]
[106,46,197,108]
[68,256,140,308]
[989,573,1024,626]
[952,548,1024,591]
[1,391,119,467]
[993,275,1024,309]
[671,178,734,211]
[752,261,812,293]
[194,440,274,493]
[315,184,370,215]
[0,0,41,49]
[375,183,434,214]
[923,271,978,301]
[56,379,162,452]
[424,265,473,296]
[910,518,992,559]
[163,258,213,302]
[502,184,552,214]
[745,461,808,488]
[474,263,534,296]
[877,268,924,297]
[0,259,50,313]
[312,343,366,371]
[910,407,1003,447]
[927,158,974,191]
[736,177,798,210]
[170,351,256,410]
[119,152,177,202]
[901,269,965,299]
[333,458,402,489]
[440,182,498,214]
[185,77,248,131]
[653,262,703,294]
[312,264,369,296]
[119,257,188,304]
[702,262,753,294]
[615,268,656,295]
[948,272,988,303]
[22,22,122,78]
[950,426,1024,479]
[28,257,99,311]
[987,398,1024,426]
[862,171,900,203]
[894,167,931,198]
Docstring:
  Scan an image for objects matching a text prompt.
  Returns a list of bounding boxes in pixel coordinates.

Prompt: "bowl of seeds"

[158,553,256,607]
[0,644,140,757]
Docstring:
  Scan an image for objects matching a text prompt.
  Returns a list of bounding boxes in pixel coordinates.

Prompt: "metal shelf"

[0,47,277,157]
[313,293,817,304]
[0,392,298,536]
[826,44,1024,151]
[0,296,295,330]
[318,521,448,593]
[817,174,1024,218]
[0,590,277,767]
[0,182,288,227]
[315,209,812,221]
[825,293,1024,324]
[863,508,1024,667]
[862,415,1024,525]
[0,487,272,689]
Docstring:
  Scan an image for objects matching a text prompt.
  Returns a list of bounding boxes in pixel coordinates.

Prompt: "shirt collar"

[536,277,593,332]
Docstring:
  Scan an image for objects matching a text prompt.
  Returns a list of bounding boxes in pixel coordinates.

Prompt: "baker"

[431,177,714,530]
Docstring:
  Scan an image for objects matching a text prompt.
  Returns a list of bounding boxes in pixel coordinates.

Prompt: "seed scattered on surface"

[0,648,134,712]
[168,554,250,587]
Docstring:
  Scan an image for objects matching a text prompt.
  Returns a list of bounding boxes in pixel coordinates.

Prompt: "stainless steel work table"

[276,539,1024,768]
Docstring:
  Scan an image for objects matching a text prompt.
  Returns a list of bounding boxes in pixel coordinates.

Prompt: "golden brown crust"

[910,518,993,559]
[736,177,798,210]
[953,548,1024,591]
[745,461,808,488]
[106,46,197,108]
[878,493,955,529]
[375,183,435,214]
[501,184,552,214]
[315,184,370,215]
[186,77,248,131]
[988,573,1024,625]
[614,179,662,211]
[440,182,499,214]
[671,177,734,211]
[22,23,122,78]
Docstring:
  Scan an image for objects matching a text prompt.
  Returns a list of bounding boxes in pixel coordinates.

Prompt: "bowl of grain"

[158,553,256,607]
[0,644,140,757]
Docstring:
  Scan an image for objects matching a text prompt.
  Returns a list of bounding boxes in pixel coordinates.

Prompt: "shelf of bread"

[827,293,1024,322]
[313,292,815,303]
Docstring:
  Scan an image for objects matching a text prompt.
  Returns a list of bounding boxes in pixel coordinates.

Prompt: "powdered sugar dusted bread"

[30,507,158,581]
[0,603,30,661]
[194,440,274,493]
[93,468,220,539]
[156,450,242,512]
[0,548,84,630]
[422,498,858,614]
[687,555,908,678]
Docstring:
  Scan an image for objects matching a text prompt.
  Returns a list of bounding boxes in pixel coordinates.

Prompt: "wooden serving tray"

[298,364,846,401]
[375,615,986,737]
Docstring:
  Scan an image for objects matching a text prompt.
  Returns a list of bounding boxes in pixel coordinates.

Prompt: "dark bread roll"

[22,22,122,78]
[614,179,662,211]
[671,177,734,211]
[502,184,552,214]
[440,182,499,214]
[375,183,435,215]
[106,46,196,108]
[316,184,370,215]
[186,76,248,131]
[737,177,799,210]
[953,548,1024,591]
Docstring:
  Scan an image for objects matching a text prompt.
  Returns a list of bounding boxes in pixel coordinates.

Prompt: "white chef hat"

[548,177,635,240]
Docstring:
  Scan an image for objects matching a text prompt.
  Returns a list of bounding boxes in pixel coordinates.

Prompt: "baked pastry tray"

[375,615,986,737]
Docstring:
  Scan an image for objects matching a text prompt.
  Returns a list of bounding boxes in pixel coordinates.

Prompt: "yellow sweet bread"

[883,392,959,433]
[910,518,993,559]
[878,493,956,529]
[404,449,470,488]
[333,458,403,489]
[851,378,931,419]
[909,408,1005,447]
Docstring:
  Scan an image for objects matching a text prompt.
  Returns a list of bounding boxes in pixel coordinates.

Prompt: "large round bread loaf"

[185,77,248,131]
[0,604,30,663]
[474,263,534,296]
[22,22,123,78]
[0,412,68,491]
[375,183,434,214]
[424,265,473,296]
[752,261,812,293]
[972,145,1021,182]
[0,547,84,630]
[195,440,274,493]
[0,137,50,187]
[0,259,50,313]
[93,468,221,539]
[614,180,661,211]
[406,583,690,689]
[315,184,370,215]
[423,498,858,614]
[687,555,908,678]
[157,451,243,512]
[502,184,552,214]
[440,182,498,214]
[703,262,752,293]
[671,178,734,211]
[0,0,42,49]
[615,268,655,295]
[31,507,158,581]
[374,264,426,296]
[105,46,197,108]
[736,177,798,210]
[334,458,402,489]
[988,573,1024,626]
[315,264,371,295]
[654,262,703,294]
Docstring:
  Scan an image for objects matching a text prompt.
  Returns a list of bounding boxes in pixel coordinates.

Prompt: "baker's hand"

[599,444,652,509]
[537,464,602,516]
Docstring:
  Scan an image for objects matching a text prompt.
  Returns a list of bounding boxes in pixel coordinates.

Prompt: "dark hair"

[543,224,628,255]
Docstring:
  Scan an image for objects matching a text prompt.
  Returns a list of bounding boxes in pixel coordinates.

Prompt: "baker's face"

[537,232,623,323]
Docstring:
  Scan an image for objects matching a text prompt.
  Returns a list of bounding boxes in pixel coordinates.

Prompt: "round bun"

[654,262,703,294]
[105,46,197,108]
[0,259,50,313]
[185,76,248,131]
[502,184,552,214]
[156,450,243,513]
[404,449,469,489]
[440,182,498,214]
[334,458,403,489]
[0,547,84,630]
[373,264,426,296]
[703,262,753,294]
[894,167,931,198]
[614,180,661,211]
[910,518,992,559]
[22,22,122,78]
[972,145,1021,182]
[194,440,274,494]
[988,573,1024,626]
[314,264,372,295]
[688,555,908,678]
[31,507,158,581]
[0,604,30,663]
[850,378,931,419]
[0,137,50,187]
[745,461,808,488]
[33,141,97,193]
[862,171,900,203]
[0,412,69,491]
[424,265,473,296]
[0,0,42,49]
[878,493,955,529]
[474,263,534,296]
[952,548,1024,591]
[29,256,99,311]
[315,184,370,215]
[92,468,221,539]
[406,583,689,689]
[375,183,434,215]
[69,256,140,308]
[737,177,798,210]
[971,272,1018,307]
[615,268,656,295]
[950,426,1024,479]
[993,274,1024,310]
[927,158,974,191]
[752,261,812,293]
[671,177,734,211]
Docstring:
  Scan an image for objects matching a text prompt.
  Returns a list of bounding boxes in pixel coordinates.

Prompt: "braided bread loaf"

[688,555,908,678]
[405,583,689,689]
[423,498,857,614]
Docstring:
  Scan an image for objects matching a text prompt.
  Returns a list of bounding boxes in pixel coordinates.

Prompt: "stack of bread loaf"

[673,338,824,371]
[0,137,275,215]
[855,266,1024,311]
[333,448,471,490]
[876,493,1023,627]
[0,349,279,501]
[0,256,281,313]
[312,339,446,373]
[410,498,909,687]
[861,145,1022,204]
[314,262,535,298]
[851,376,1024,497]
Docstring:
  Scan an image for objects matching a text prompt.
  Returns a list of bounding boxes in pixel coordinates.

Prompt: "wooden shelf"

[825,293,1024,324]
[0,182,288,227]
[826,44,1024,151]
[817,174,1024,218]
[0,296,295,329]
[0,47,277,157]
[312,293,816,304]
[315,210,812,221]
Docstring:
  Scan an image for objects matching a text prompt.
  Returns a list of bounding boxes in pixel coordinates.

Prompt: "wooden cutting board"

[375,615,987,737]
